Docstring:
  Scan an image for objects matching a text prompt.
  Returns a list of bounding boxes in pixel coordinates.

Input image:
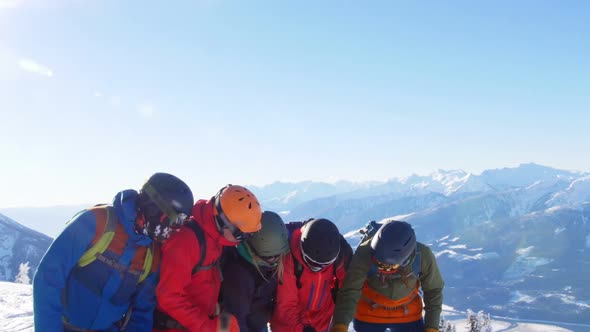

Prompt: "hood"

[192,199,238,247]
[112,189,152,246]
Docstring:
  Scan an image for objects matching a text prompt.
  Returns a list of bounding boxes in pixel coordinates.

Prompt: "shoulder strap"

[412,245,422,277]
[78,206,117,267]
[286,221,307,289]
[186,221,208,274]
[76,206,156,285]
[293,257,304,289]
[138,242,155,284]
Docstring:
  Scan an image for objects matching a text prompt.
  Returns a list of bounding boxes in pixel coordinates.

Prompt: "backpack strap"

[410,245,422,278]
[294,258,304,289]
[78,206,118,267]
[138,242,155,284]
[186,221,216,274]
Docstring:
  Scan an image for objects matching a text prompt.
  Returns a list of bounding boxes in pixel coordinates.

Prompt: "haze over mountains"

[1,163,588,326]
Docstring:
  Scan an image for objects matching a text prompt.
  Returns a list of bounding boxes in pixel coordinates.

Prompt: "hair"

[274,253,286,283]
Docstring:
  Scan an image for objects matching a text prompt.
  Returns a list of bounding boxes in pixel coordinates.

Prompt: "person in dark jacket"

[33,173,194,332]
[221,211,291,332]
[331,220,444,332]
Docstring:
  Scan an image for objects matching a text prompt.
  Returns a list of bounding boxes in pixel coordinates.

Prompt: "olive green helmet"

[247,211,290,257]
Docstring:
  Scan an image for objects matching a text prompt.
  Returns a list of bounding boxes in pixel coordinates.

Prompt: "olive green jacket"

[332,239,444,329]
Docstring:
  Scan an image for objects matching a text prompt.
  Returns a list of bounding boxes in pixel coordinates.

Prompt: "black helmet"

[370,220,416,266]
[300,218,340,272]
[137,172,194,242]
[248,211,290,258]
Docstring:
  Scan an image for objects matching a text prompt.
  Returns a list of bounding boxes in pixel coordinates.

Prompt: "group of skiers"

[32,172,444,332]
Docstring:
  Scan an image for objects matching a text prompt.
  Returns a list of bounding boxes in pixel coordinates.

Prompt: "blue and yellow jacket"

[33,190,158,332]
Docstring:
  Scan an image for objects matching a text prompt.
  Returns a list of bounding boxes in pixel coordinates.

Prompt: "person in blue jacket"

[33,172,194,332]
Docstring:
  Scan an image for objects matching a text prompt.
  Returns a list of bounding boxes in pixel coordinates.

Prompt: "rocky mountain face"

[0,213,52,282]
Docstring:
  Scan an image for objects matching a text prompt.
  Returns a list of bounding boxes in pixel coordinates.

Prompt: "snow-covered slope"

[1,282,578,332]
[0,282,33,332]
[546,175,590,208]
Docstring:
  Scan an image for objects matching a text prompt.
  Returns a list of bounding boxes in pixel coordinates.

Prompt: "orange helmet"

[214,185,262,234]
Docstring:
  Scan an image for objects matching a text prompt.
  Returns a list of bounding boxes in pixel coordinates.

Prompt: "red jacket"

[270,228,347,332]
[155,199,237,332]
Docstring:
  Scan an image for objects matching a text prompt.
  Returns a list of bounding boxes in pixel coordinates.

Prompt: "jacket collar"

[112,189,152,246]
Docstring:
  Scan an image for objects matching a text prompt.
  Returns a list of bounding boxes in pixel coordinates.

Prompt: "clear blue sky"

[1,0,589,208]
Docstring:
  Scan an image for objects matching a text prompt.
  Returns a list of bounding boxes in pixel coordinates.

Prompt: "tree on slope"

[14,261,31,284]
[477,311,493,332]
[439,315,457,332]
[467,309,480,332]
[466,309,493,332]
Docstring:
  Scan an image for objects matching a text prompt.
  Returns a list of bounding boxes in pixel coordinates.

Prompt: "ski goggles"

[300,242,339,271]
[215,208,255,242]
[372,254,412,273]
[248,244,282,265]
[143,183,189,229]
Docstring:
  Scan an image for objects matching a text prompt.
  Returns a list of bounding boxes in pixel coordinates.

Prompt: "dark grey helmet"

[301,218,340,264]
[247,211,290,257]
[370,220,416,265]
[137,173,194,241]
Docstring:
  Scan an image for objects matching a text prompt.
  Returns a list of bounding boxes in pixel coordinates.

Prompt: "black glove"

[303,326,317,332]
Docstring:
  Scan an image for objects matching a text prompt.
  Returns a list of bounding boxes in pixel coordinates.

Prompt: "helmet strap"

[213,185,231,233]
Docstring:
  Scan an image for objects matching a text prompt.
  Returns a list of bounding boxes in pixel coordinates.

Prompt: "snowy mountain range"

[261,163,590,326]
[255,163,587,215]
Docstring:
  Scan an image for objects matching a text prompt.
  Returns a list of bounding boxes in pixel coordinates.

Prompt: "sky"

[0,0,589,208]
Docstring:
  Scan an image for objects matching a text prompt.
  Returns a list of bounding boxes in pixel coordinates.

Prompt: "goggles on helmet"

[262,254,280,263]
[215,204,255,242]
[248,244,281,264]
[300,241,339,272]
[143,183,189,229]
[371,253,413,273]
[258,254,280,266]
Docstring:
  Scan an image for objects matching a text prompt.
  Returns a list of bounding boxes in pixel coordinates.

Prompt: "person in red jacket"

[271,218,353,332]
[153,184,262,332]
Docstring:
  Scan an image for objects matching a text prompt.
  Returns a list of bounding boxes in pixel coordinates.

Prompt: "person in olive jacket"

[331,220,444,332]
[220,211,291,332]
